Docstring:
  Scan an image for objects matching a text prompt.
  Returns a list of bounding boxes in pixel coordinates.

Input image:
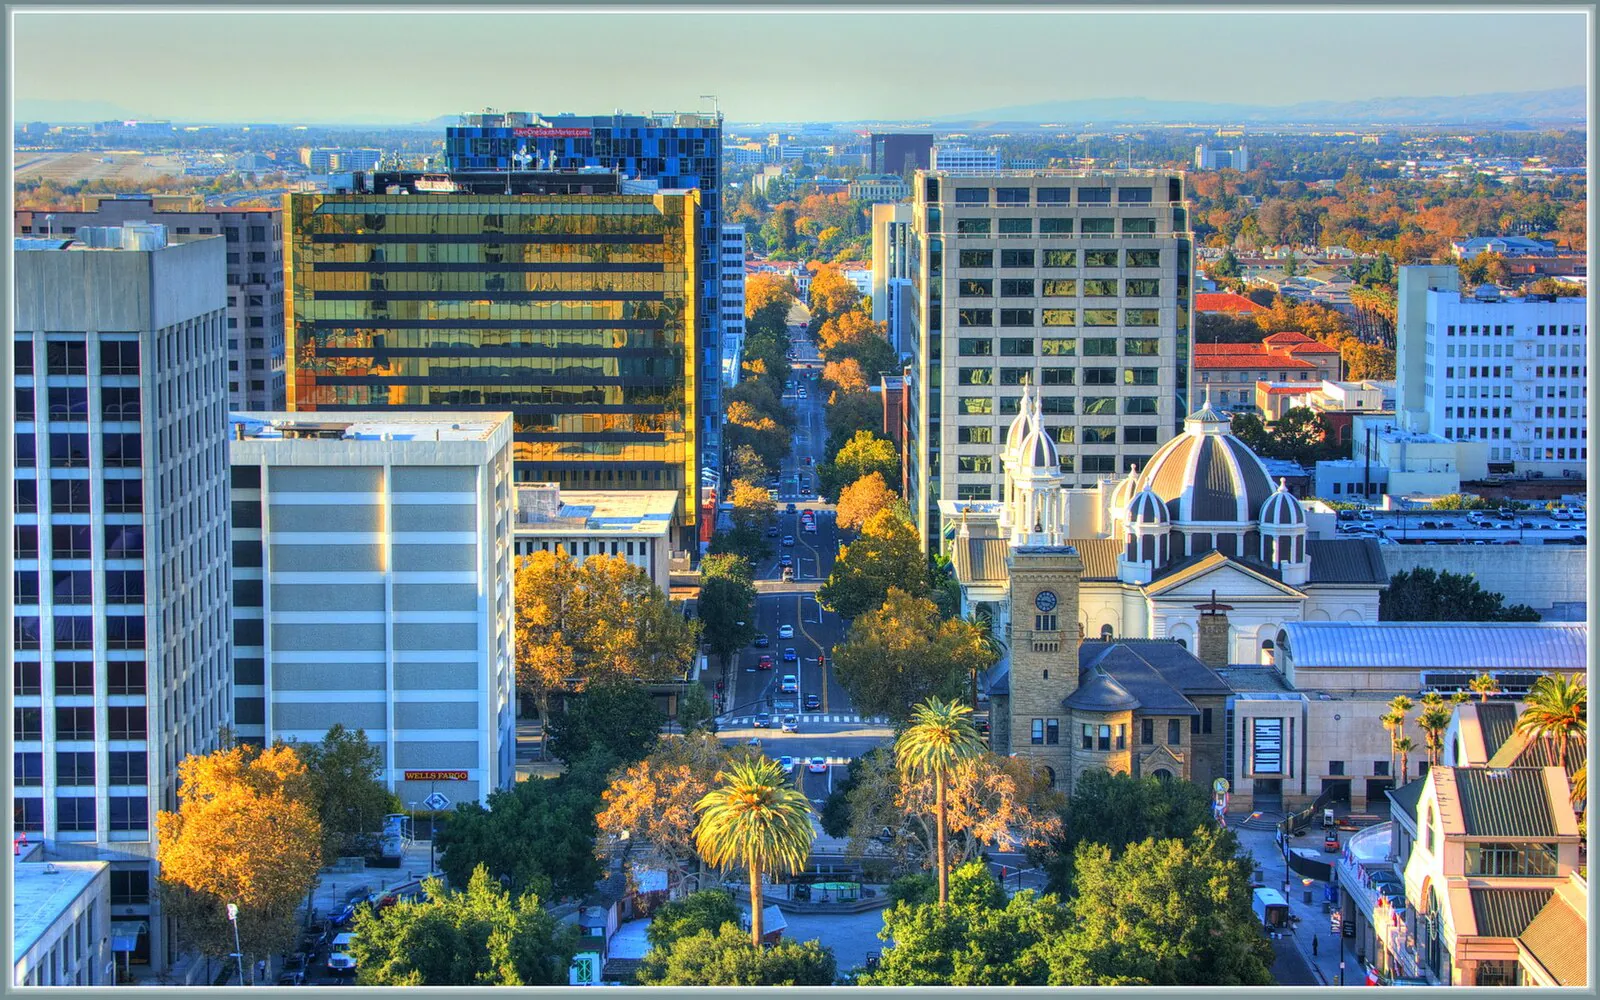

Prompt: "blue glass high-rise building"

[445,110,725,470]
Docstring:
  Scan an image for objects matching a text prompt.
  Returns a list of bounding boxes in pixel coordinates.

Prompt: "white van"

[1252,887,1290,930]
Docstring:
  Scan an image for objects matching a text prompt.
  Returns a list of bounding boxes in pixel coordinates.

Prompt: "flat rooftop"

[14,862,107,958]
[515,485,676,536]
[230,412,508,443]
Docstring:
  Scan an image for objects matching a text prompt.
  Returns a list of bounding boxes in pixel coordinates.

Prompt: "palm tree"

[1515,674,1588,771]
[693,756,815,947]
[1417,705,1454,768]
[1469,673,1502,702]
[1380,709,1405,778]
[895,698,986,905]
[1394,737,1416,782]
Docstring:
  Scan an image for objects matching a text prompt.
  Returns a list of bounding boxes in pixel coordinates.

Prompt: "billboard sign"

[512,127,592,138]
[1251,719,1283,775]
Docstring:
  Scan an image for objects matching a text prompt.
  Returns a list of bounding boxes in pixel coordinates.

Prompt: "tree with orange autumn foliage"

[808,266,862,325]
[822,357,868,397]
[836,471,901,533]
[156,741,324,970]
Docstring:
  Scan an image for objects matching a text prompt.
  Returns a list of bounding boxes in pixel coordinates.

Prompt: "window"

[1465,842,1559,877]
[109,706,147,740]
[105,616,145,650]
[54,616,93,650]
[16,616,42,650]
[1082,426,1117,444]
[1048,426,1076,445]
[954,187,989,204]
[14,753,42,787]
[1083,278,1119,297]
[54,661,95,695]
[996,187,1029,205]
[15,661,41,696]
[1038,187,1071,203]
[1040,337,1076,357]
[57,796,95,833]
[109,751,148,785]
[1118,186,1153,203]
[104,480,143,513]
[1126,309,1162,327]
[1373,760,1390,777]
[959,396,994,415]
[1046,719,1060,745]
[56,707,95,740]
[959,278,993,297]
[1000,249,1035,268]
[1039,367,1075,385]
[48,387,88,419]
[1082,218,1114,235]
[1082,396,1117,416]
[958,249,993,268]
[999,368,1033,386]
[1083,309,1119,327]
[110,869,150,906]
[15,340,34,375]
[959,338,994,356]
[956,484,992,501]
[1043,249,1077,268]
[1034,613,1058,632]
[1125,337,1161,355]
[109,796,149,832]
[1122,218,1157,234]
[1000,309,1034,327]
[1328,761,1345,776]
[14,797,43,833]
[49,480,90,514]
[1082,724,1094,749]
[1042,309,1077,327]
[1127,249,1161,268]
[1126,367,1159,386]
[1083,338,1118,356]
[57,752,96,787]
[1083,368,1117,386]
[100,341,139,375]
[957,426,995,444]
[1040,396,1074,415]
[1116,724,1126,749]
[958,368,995,386]
[108,661,146,696]
[1125,279,1161,297]
[1078,188,1111,203]
[102,433,142,468]
[15,707,42,740]
[50,433,90,468]
[1000,278,1034,296]
[15,478,37,514]
[1031,719,1045,745]
[1041,278,1077,297]
[1000,338,1034,356]
[1124,398,1159,417]
[1142,718,1155,744]
[46,340,87,375]
[1098,725,1112,751]
[1124,426,1158,444]
[16,434,36,468]
[101,387,141,421]
[1202,708,1213,734]
[1167,719,1182,745]
[957,218,991,235]
[105,525,143,559]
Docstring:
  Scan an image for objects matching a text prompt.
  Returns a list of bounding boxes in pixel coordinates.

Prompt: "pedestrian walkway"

[723,713,890,726]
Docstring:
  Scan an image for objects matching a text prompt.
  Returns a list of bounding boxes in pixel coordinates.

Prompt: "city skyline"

[9,7,1591,124]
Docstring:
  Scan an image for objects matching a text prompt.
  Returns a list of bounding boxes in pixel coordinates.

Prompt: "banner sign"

[512,128,592,138]
[404,770,468,781]
[1251,718,1283,775]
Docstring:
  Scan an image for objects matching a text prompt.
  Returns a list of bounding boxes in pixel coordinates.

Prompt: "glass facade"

[285,192,700,528]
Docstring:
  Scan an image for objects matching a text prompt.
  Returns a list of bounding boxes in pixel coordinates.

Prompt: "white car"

[327,933,358,975]
[777,624,795,639]
[781,673,798,693]
[807,756,829,773]
[778,755,796,772]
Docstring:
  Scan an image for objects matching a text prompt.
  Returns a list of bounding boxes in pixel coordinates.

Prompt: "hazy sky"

[10,7,1591,123]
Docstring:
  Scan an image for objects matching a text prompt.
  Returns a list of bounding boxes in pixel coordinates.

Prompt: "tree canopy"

[297,724,401,864]
[1044,769,1217,892]
[830,588,995,723]
[636,924,837,986]
[818,430,900,501]
[1380,567,1542,622]
[596,734,739,892]
[809,266,863,325]
[835,471,900,532]
[818,510,930,622]
[698,554,758,672]
[434,773,604,903]
[545,683,665,769]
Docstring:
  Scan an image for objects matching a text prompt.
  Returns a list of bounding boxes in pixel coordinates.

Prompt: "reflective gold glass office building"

[285,183,699,536]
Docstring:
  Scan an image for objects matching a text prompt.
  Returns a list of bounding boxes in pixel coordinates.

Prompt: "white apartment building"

[848,174,911,202]
[228,412,517,807]
[719,224,747,387]
[931,146,1001,173]
[1396,266,1588,478]
[13,226,232,974]
[13,861,112,986]
[512,483,677,593]
[906,170,1194,548]
[1194,145,1250,171]
[871,203,917,357]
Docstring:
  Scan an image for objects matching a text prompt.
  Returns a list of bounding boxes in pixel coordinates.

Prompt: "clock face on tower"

[1034,590,1058,612]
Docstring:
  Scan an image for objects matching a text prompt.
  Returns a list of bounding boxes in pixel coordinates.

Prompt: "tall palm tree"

[1515,674,1588,771]
[1469,673,1503,703]
[1394,737,1416,782]
[694,756,815,947]
[896,698,986,905]
[1417,705,1454,768]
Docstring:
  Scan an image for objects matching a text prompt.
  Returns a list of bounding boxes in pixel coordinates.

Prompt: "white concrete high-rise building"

[13,225,232,974]
[931,146,1001,174]
[720,224,747,387]
[228,412,518,806]
[905,170,1194,549]
[871,203,917,358]
[1396,266,1588,478]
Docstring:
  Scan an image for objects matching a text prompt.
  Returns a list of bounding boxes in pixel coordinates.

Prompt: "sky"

[9,7,1592,124]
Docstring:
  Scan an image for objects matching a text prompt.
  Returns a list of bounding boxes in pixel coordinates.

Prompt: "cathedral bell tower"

[1004,540,1084,786]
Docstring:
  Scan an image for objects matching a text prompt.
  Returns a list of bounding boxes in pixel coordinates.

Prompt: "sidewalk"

[1228,811,1365,987]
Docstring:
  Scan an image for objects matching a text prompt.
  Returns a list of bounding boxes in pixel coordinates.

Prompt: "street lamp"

[226,902,244,986]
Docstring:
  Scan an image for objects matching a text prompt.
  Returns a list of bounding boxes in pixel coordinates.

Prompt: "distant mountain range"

[945,86,1587,125]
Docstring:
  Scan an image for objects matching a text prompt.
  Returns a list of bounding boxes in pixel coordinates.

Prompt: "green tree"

[698,553,757,673]
[1270,406,1336,466]
[434,775,604,902]
[676,683,716,736]
[545,683,665,769]
[1380,568,1542,622]
[817,509,929,621]
[1228,412,1272,454]
[823,393,886,457]
[637,924,836,986]
[730,443,768,483]
[1515,673,1587,771]
[896,698,987,905]
[298,724,402,863]
[644,889,742,953]
[1044,770,1217,893]
[1211,248,1241,279]
[693,757,815,946]
[1058,828,1274,986]
[831,589,994,721]
[348,866,577,985]
[818,430,900,501]
[728,479,777,534]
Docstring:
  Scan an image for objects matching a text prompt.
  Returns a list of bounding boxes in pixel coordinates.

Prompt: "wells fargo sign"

[403,770,468,781]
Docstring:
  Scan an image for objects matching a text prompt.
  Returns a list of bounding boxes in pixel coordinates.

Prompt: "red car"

[758,654,773,670]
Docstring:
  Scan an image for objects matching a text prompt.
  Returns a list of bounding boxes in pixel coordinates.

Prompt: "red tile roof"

[1193,348,1318,370]
[1261,331,1314,345]
[1282,341,1339,355]
[1195,342,1270,354]
[1194,291,1266,314]
[1257,383,1312,394]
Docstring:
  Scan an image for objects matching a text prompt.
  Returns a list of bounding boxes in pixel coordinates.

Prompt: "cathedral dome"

[1260,479,1306,527]
[1131,394,1274,525]
[1004,383,1036,457]
[1019,420,1059,473]
[1109,467,1139,512]
[1127,487,1170,526]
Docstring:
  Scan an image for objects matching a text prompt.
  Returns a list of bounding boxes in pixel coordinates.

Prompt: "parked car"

[803,693,822,711]
[754,712,772,729]
[781,715,799,733]
[758,654,774,670]
[781,673,798,691]
[778,624,795,639]
[807,756,829,773]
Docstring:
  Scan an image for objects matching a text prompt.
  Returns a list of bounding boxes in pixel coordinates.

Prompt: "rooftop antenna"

[699,95,721,121]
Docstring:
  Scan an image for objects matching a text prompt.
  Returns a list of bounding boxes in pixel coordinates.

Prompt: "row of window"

[14,525,145,560]
[15,432,141,469]
[957,336,1162,356]
[14,570,145,605]
[14,706,148,741]
[956,366,1160,387]
[15,751,149,785]
[952,454,1144,492]
[955,248,1162,269]
[957,425,1159,448]
[952,217,1159,236]
[13,477,144,515]
[950,185,1158,206]
[13,339,140,377]
[14,615,146,650]
[14,661,146,696]
[12,795,148,832]
[13,387,141,422]
[957,395,1158,416]
[958,277,1162,297]
[1444,323,1582,338]
[955,307,1162,329]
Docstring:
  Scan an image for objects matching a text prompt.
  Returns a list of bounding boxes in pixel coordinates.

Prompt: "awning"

[110,921,147,952]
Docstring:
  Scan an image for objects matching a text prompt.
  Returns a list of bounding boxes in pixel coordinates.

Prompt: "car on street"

[807,756,829,773]
[782,566,795,581]
[799,485,813,497]
[327,934,358,976]
[767,526,780,537]
[753,633,769,648]
[783,647,798,662]
[777,624,795,639]
[804,521,817,533]
[781,673,798,691]
[782,534,795,546]
[758,654,773,670]
[803,693,821,710]
[801,508,814,518]
[786,503,797,513]
[754,712,772,728]
[778,755,796,772]
[781,715,799,732]
[779,554,794,568]
[798,387,808,398]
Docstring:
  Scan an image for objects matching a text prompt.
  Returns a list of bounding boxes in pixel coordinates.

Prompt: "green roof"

[1469,887,1552,938]
[1454,767,1558,839]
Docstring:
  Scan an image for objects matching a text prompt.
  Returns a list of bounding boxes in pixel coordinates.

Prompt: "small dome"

[1109,467,1139,512]
[1127,487,1170,526]
[1020,421,1059,471]
[1260,478,1306,527]
[1004,383,1036,457]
